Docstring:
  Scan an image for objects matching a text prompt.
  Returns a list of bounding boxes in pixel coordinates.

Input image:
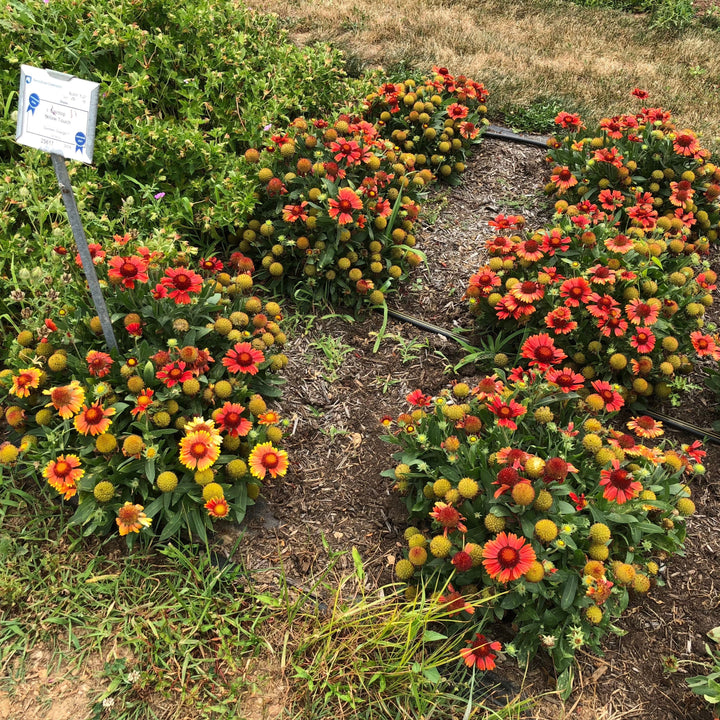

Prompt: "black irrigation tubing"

[385,307,467,343]
[484,124,550,149]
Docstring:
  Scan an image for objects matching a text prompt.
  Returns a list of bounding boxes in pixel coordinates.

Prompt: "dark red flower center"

[191,442,208,458]
[609,469,631,489]
[121,262,138,277]
[263,452,279,468]
[498,546,520,568]
[173,274,191,289]
[55,461,70,477]
[86,407,102,423]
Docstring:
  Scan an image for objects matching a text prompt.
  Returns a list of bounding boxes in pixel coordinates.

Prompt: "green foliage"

[649,0,694,32]
[686,626,720,714]
[0,240,288,544]
[503,97,568,134]
[0,0,369,312]
[383,378,698,683]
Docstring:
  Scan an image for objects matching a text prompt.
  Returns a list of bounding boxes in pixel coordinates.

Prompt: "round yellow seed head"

[484,513,506,533]
[614,563,636,585]
[93,481,116,503]
[524,561,545,583]
[226,459,248,479]
[202,482,224,501]
[95,433,117,454]
[429,535,452,558]
[533,489,553,512]
[512,482,536,507]
[457,477,479,499]
[395,559,415,580]
[157,471,179,493]
[588,543,610,561]
[123,434,144,456]
[676,497,695,516]
[214,380,233,399]
[194,469,214,486]
[535,519,558,543]
[586,606,603,624]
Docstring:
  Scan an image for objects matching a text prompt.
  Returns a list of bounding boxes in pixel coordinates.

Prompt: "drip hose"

[485,124,550,149]
[385,307,466,343]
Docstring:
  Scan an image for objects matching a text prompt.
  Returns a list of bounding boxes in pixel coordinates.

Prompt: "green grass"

[0,477,268,717]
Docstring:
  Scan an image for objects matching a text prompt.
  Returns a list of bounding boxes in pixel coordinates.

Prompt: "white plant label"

[16,65,99,164]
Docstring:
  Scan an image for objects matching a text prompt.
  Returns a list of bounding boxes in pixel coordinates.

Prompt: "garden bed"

[227,136,720,719]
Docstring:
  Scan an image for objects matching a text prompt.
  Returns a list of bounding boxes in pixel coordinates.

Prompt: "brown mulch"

[222,135,720,719]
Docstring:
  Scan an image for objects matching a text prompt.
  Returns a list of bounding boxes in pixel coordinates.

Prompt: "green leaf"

[560,574,578,611]
[351,546,365,583]
[422,630,447,642]
[556,667,574,699]
[422,666,441,684]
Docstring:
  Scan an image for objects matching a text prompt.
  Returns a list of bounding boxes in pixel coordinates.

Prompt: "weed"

[502,96,568,134]
[309,335,356,383]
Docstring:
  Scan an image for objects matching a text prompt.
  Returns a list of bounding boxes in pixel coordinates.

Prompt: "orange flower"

[627,415,663,439]
[482,532,536,583]
[248,442,289,480]
[459,634,502,671]
[74,402,116,436]
[10,368,41,398]
[116,502,152,536]
[550,166,578,193]
[205,496,230,519]
[179,431,220,471]
[44,381,85,419]
[130,388,155,417]
[183,418,223,446]
[43,454,84,500]
[257,410,280,425]
[160,267,203,305]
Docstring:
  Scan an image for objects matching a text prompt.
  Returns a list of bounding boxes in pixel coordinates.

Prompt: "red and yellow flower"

[44,381,86,419]
[86,350,114,378]
[179,431,220,471]
[108,255,149,289]
[43,454,84,500]
[160,267,203,304]
[460,634,502,670]
[116,502,152,535]
[222,342,265,375]
[205,496,230,519]
[10,368,42,398]
[599,459,642,504]
[216,402,252,437]
[248,442,289,480]
[482,532,536,583]
[74,402,116,436]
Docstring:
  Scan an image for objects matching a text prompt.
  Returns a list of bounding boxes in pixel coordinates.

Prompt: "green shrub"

[0,0,370,320]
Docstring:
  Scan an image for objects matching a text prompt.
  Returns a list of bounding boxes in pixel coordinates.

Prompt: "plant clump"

[236,68,488,306]
[383,375,703,688]
[0,236,288,544]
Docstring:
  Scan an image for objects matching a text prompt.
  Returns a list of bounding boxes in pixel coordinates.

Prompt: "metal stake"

[51,153,117,351]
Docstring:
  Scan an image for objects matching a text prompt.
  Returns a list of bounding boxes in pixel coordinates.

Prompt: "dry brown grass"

[244,0,720,146]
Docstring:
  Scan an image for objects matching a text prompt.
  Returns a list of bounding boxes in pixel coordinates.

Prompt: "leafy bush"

[464,212,718,400]
[545,95,720,240]
[382,376,702,691]
[0,238,288,544]
[0,0,369,313]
